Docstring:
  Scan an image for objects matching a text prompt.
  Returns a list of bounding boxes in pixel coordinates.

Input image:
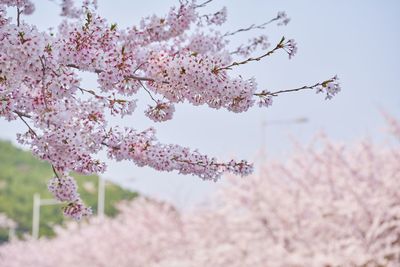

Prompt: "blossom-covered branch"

[0,0,341,218]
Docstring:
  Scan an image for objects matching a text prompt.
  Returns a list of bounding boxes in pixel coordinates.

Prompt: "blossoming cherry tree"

[0,0,341,218]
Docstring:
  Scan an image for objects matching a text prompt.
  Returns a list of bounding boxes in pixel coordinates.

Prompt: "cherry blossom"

[0,121,398,266]
[0,0,341,218]
[231,35,270,57]
[48,175,79,202]
[277,11,291,26]
[145,101,175,122]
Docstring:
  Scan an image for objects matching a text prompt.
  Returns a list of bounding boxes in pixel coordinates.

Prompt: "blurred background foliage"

[0,140,137,242]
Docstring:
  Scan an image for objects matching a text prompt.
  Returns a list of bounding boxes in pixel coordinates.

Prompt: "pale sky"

[1,0,399,208]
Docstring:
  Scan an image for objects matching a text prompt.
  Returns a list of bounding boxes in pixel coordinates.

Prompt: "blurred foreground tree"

[1,117,398,267]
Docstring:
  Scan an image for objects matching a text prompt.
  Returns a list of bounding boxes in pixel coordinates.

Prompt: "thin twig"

[15,111,37,137]
[172,157,208,168]
[13,110,31,118]
[16,7,22,27]
[78,86,129,106]
[78,86,106,99]
[14,111,61,181]
[66,64,157,83]
[269,85,316,96]
[52,165,60,178]
[101,141,121,151]
[133,62,146,74]
[254,82,323,97]
[223,18,278,37]
[138,80,158,103]
[127,74,156,83]
[39,56,50,110]
[15,111,64,180]
[217,37,286,71]
[66,64,103,74]
[171,156,248,170]
[195,0,213,8]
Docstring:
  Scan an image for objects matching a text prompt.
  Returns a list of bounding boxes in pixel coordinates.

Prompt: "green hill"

[0,140,137,242]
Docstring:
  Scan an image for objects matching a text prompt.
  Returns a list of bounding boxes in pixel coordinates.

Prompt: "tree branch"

[51,165,60,178]
[217,37,286,71]
[14,111,37,137]
[223,19,278,37]
[66,64,156,82]
[16,7,22,27]
[13,110,31,118]
[138,80,158,103]
[254,82,323,97]
[195,0,214,8]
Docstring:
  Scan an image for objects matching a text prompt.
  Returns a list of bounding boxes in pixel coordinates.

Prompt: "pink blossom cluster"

[186,31,227,55]
[104,127,253,180]
[0,0,34,15]
[277,11,291,26]
[133,2,197,45]
[204,6,227,26]
[0,0,340,217]
[145,101,175,122]
[205,140,400,266]
[59,0,81,18]
[283,38,297,59]
[145,50,257,112]
[0,122,398,266]
[316,75,341,99]
[48,176,79,202]
[257,90,273,107]
[233,35,270,57]
[60,0,98,18]
[24,99,107,175]
[48,175,92,220]
[62,201,92,220]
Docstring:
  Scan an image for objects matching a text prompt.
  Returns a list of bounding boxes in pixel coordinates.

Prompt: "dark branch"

[223,17,280,37]
[195,0,214,8]
[66,64,156,82]
[254,82,322,97]
[16,8,22,27]
[52,165,60,178]
[13,110,31,118]
[138,80,158,103]
[217,37,286,71]
[14,111,37,137]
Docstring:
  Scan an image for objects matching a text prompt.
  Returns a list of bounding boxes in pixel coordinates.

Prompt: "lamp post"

[32,193,61,239]
[97,176,105,218]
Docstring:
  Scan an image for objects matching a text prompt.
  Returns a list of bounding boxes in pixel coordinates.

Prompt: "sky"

[0,0,399,208]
